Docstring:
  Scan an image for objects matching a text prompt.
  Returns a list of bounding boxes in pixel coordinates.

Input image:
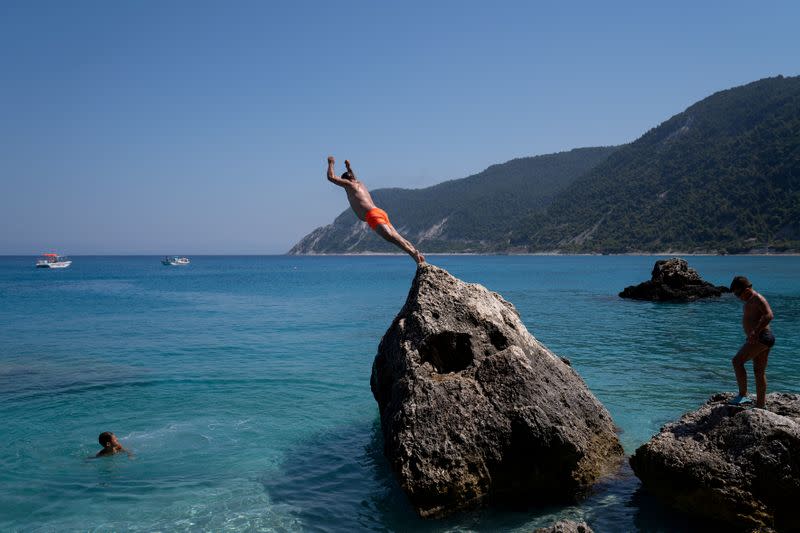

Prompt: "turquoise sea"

[1,255,798,532]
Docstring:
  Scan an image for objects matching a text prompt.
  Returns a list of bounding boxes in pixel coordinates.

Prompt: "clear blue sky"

[1,0,798,254]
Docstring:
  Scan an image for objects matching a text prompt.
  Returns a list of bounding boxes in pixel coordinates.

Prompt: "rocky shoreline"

[631,392,800,531]
[368,264,794,530]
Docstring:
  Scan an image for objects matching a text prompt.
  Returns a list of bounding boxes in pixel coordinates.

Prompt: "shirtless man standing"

[729,276,775,409]
[327,156,425,265]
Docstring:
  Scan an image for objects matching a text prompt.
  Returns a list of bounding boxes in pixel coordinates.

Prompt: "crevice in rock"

[419,331,474,374]
[486,324,509,351]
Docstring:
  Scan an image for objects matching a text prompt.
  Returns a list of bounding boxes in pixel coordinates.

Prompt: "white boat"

[162,256,190,266]
[36,253,72,269]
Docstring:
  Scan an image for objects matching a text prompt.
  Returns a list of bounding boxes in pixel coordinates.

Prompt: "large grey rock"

[370,264,623,518]
[534,519,594,533]
[619,257,729,301]
[630,392,800,531]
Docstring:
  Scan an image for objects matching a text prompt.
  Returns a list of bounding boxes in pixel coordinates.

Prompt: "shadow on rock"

[630,483,725,532]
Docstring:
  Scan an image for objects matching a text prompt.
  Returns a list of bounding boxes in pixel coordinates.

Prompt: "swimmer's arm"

[344,159,356,180]
[327,156,350,188]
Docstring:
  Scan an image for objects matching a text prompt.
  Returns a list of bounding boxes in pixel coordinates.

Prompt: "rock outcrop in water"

[619,257,729,301]
[370,264,623,518]
[630,392,800,531]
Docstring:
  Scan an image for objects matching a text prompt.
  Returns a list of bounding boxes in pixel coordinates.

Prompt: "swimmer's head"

[341,171,354,181]
[98,431,119,448]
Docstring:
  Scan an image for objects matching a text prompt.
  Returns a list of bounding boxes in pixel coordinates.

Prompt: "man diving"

[326,156,425,265]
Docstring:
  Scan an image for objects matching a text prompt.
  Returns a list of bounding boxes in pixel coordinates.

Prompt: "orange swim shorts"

[365,207,391,229]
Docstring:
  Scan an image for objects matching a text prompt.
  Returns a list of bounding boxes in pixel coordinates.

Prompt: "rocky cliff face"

[370,264,623,518]
[619,257,729,301]
[630,392,800,531]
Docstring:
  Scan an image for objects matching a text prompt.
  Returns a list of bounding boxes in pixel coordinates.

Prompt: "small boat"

[36,253,72,269]
[162,256,190,266]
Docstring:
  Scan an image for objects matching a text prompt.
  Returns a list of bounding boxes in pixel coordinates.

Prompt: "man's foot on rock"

[415,251,426,265]
[729,394,753,406]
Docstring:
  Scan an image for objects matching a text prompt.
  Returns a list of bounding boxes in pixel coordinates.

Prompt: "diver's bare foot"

[414,251,426,265]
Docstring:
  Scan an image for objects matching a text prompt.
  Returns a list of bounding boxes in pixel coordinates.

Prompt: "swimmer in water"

[95,431,132,457]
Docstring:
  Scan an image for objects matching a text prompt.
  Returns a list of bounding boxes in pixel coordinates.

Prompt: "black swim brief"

[758,329,776,348]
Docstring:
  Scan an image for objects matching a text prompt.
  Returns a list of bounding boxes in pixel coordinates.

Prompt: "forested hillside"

[514,75,800,253]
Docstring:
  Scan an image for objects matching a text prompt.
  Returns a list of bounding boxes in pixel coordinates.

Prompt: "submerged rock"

[619,257,729,301]
[534,520,594,533]
[370,264,623,518]
[630,392,800,531]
